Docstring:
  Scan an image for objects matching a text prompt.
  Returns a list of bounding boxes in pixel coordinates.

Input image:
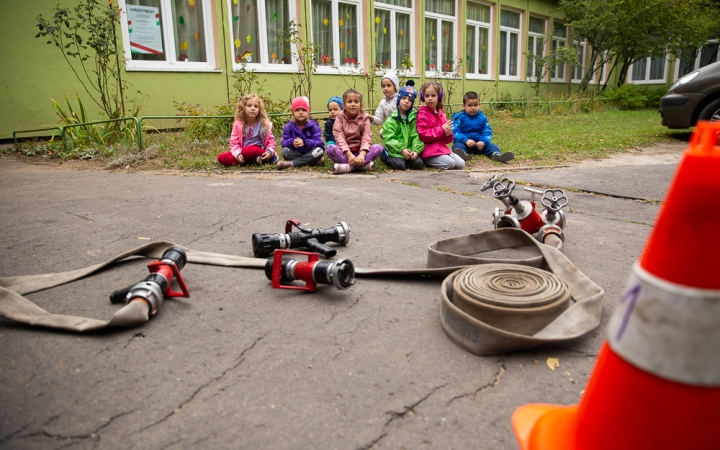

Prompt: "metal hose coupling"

[265,249,355,291]
[536,224,564,249]
[252,220,350,258]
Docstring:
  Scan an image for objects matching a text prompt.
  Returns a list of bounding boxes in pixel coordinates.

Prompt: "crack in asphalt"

[0,423,31,445]
[325,293,364,324]
[64,211,95,223]
[446,361,506,406]
[136,332,269,434]
[15,409,137,443]
[357,383,449,450]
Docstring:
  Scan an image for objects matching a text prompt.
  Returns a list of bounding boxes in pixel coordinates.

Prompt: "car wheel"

[698,98,720,122]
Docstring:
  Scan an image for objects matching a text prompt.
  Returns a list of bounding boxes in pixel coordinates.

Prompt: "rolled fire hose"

[0,230,602,354]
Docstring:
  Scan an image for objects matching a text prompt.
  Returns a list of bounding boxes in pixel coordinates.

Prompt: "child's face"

[344,94,362,117]
[244,99,260,119]
[327,101,341,120]
[398,96,413,114]
[423,86,439,110]
[463,99,480,116]
[381,78,396,97]
[293,107,309,123]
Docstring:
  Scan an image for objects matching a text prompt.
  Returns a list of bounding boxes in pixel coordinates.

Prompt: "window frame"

[550,22,567,82]
[526,15,546,83]
[571,38,586,83]
[673,38,720,81]
[311,0,365,75]
[373,0,415,74]
[118,0,219,72]
[465,0,493,81]
[226,0,298,73]
[628,54,669,84]
[498,8,522,81]
[424,0,458,78]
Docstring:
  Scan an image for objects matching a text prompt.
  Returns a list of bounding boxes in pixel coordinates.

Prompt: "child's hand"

[477,141,485,149]
[409,151,418,160]
[349,153,365,167]
[293,138,304,148]
[260,151,272,161]
[401,149,410,159]
[442,122,452,135]
[466,139,476,148]
[236,154,246,164]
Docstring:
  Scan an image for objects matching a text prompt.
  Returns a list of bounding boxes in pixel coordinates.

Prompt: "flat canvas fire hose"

[0,229,603,354]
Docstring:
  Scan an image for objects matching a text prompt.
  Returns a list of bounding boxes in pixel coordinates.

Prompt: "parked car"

[659,60,720,129]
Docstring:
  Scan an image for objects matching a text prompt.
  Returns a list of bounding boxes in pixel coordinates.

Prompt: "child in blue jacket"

[276,96,325,169]
[452,91,514,162]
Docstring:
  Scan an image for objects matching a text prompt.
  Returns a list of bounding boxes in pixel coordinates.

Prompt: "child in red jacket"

[416,81,465,170]
[217,93,277,166]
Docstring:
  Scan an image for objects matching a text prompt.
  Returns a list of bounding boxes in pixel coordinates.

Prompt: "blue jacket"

[452,110,493,149]
[324,118,336,144]
[281,119,324,153]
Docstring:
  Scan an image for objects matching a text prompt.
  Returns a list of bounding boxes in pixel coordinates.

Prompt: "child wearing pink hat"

[276,97,325,169]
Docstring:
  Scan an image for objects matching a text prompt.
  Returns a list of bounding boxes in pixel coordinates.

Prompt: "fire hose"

[0,230,603,354]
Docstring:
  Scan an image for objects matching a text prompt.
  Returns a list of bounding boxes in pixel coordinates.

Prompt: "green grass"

[11,108,690,172]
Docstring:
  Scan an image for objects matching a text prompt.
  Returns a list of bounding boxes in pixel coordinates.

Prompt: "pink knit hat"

[291,96,310,113]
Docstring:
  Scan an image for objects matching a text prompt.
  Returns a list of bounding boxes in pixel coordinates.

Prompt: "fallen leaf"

[546,357,560,371]
[156,215,162,219]
[138,237,151,240]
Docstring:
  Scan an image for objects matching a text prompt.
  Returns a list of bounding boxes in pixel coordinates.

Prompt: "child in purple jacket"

[276,97,325,169]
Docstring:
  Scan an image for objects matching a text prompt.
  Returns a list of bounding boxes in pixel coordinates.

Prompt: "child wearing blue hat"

[324,96,343,146]
[381,81,423,170]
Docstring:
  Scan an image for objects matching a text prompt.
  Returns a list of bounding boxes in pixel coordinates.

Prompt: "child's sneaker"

[452,148,472,161]
[269,153,278,164]
[333,163,352,174]
[380,148,389,162]
[314,156,325,166]
[358,161,374,171]
[255,156,263,165]
[491,152,514,163]
[276,160,293,170]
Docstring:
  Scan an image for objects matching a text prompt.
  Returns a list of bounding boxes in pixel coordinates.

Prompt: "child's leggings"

[326,144,383,165]
[217,145,267,165]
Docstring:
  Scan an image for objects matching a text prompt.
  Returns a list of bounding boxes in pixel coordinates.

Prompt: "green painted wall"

[2,0,665,140]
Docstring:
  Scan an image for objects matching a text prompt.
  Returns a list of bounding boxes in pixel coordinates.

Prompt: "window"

[228,0,295,72]
[499,9,521,80]
[550,22,567,81]
[572,39,586,82]
[311,0,363,72]
[465,1,492,79]
[425,0,456,74]
[119,0,217,71]
[675,38,719,79]
[591,51,609,85]
[374,0,414,71]
[526,16,545,81]
[630,55,667,83]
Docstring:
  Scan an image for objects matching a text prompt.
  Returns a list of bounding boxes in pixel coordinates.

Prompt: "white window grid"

[312,0,365,75]
[119,0,218,72]
[629,54,668,84]
[571,39,586,83]
[373,1,415,74]
[526,16,545,83]
[673,39,720,81]
[226,0,298,73]
[499,9,522,81]
[550,25,567,82]
[465,1,493,81]
[590,51,609,85]
[425,2,458,78]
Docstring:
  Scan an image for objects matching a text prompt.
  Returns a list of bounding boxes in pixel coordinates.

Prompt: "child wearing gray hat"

[369,72,399,130]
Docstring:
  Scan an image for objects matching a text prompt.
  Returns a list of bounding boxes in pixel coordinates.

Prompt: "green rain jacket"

[382,108,424,158]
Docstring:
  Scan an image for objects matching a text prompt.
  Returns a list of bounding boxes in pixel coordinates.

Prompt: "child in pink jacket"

[416,81,465,170]
[217,93,277,166]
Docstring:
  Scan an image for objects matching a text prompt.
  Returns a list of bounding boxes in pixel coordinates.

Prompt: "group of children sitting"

[216,74,514,174]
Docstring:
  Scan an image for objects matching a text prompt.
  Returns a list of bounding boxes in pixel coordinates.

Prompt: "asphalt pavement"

[0,153,679,449]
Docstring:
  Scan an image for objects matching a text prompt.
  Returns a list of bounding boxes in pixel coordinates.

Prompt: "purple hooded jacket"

[280,119,325,153]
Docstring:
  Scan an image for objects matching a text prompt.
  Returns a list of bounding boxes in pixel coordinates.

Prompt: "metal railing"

[13,98,607,152]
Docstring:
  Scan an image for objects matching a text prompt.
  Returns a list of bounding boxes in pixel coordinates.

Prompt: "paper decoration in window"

[431,34,435,41]
[346,12,349,18]
[400,29,404,36]
[340,42,345,49]
[320,54,330,65]
[271,52,279,63]
[339,19,344,27]
[233,0,237,3]
[383,44,388,51]
[233,15,239,21]
[246,35,252,43]
[383,27,386,34]
[246,5,250,11]
[323,17,328,26]
[347,28,351,35]
[234,38,241,48]
[179,15,184,24]
[375,16,380,24]
[194,32,199,40]
[443,27,448,35]
[181,41,188,50]
[386,60,391,67]
[273,13,278,22]
[240,50,252,62]
[374,31,378,38]
[235,55,241,63]
[482,45,486,50]
[188,0,195,6]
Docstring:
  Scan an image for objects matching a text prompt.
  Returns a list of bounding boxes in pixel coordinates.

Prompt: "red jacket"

[416,106,453,158]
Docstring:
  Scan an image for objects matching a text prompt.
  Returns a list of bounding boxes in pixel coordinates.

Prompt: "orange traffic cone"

[512,120,720,450]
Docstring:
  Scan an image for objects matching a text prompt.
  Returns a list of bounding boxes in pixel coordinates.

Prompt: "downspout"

[220,0,230,100]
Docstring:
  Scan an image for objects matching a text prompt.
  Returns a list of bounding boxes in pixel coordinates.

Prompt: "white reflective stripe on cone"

[607,263,720,386]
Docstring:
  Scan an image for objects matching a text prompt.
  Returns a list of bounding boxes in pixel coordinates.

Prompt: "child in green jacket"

[381,81,424,170]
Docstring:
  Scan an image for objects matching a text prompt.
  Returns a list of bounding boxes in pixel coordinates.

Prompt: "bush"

[602,84,666,110]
